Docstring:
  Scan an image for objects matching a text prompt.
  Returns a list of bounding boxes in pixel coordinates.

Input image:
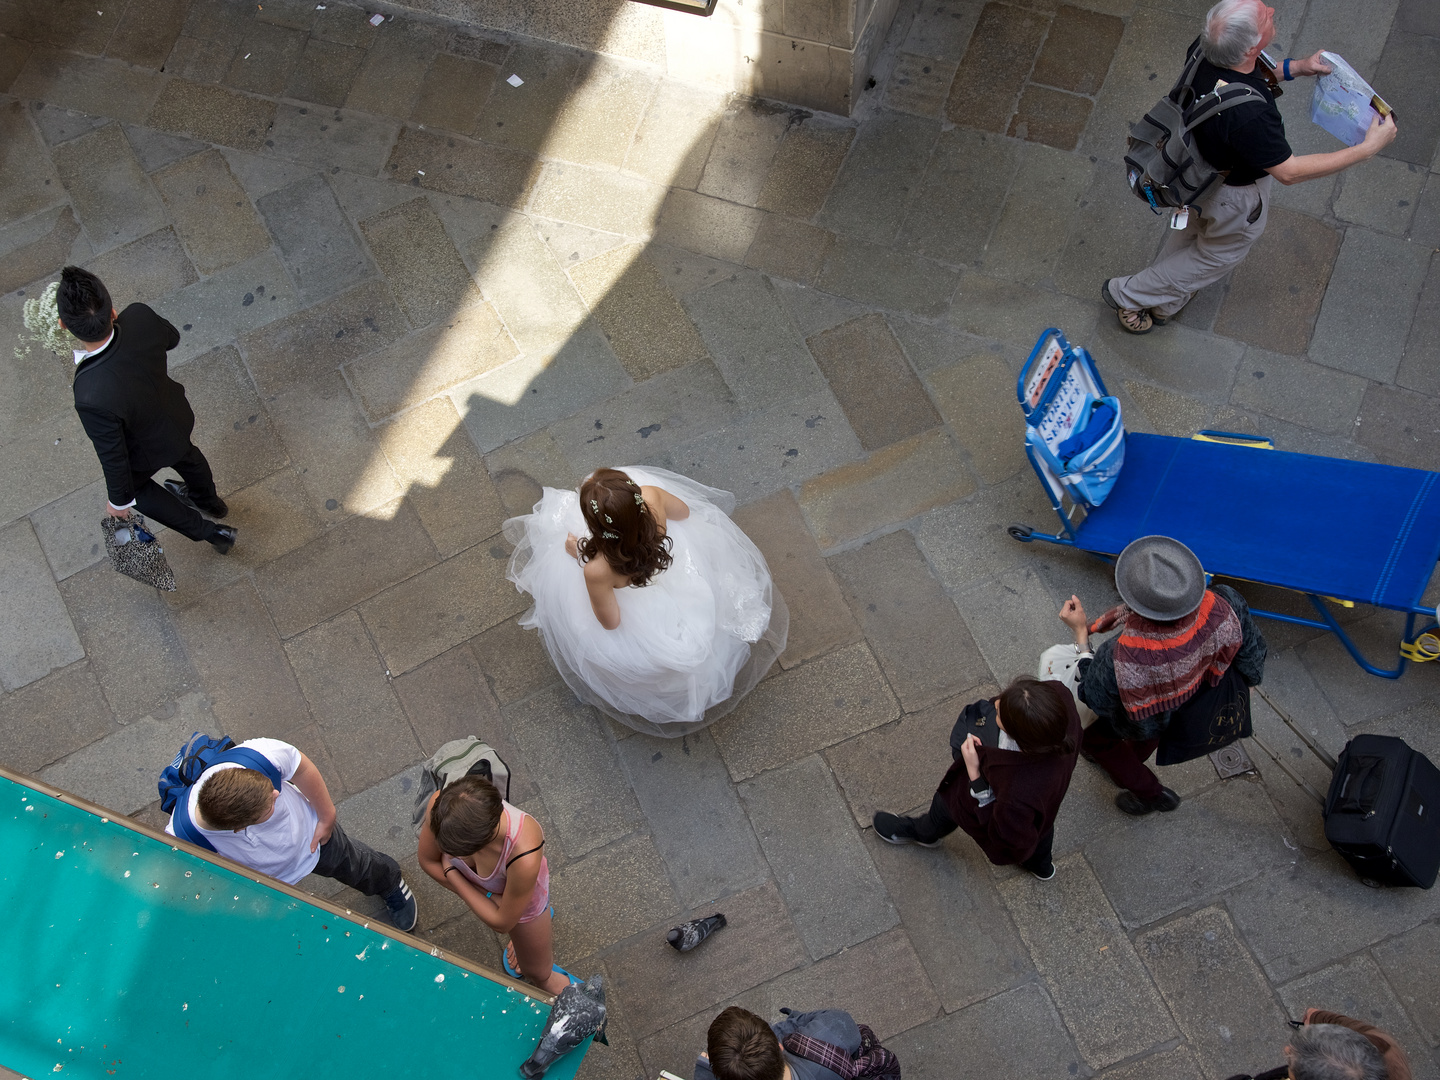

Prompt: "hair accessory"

[604,514,612,523]
[602,530,619,540]
[634,493,644,506]
[589,499,599,515]
[1282,57,1294,80]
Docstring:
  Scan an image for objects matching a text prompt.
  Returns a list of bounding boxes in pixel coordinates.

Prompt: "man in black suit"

[59,266,237,553]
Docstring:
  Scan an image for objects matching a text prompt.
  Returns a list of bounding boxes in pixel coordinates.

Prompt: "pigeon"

[666,913,727,952]
[519,974,608,1078]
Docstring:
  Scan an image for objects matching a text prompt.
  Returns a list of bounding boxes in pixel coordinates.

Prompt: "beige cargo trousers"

[1109,174,1273,318]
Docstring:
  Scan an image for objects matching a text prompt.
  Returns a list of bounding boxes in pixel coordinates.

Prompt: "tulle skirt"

[502,467,788,737]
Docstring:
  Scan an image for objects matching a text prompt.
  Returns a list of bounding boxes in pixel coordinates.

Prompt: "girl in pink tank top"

[418,775,568,997]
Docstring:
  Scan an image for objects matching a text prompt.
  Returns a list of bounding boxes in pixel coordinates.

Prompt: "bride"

[503,466,788,736]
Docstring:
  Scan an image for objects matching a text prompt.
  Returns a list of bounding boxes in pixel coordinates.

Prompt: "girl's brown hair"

[576,467,672,587]
[997,676,1076,756]
[429,775,504,856]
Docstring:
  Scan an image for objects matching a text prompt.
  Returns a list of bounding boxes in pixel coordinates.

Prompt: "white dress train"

[502,467,788,737]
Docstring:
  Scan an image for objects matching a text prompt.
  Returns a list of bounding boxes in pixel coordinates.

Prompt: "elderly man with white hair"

[1102,0,1398,335]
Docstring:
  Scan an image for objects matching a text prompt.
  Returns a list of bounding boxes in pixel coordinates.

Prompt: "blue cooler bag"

[1026,394,1125,506]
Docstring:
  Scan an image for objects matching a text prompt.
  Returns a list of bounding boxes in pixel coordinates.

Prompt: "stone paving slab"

[258,173,371,304]
[1373,922,1440,1050]
[671,387,866,501]
[172,576,310,740]
[238,278,411,395]
[548,832,680,960]
[1084,779,1293,929]
[501,684,644,860]
[261,370,404,522]
[357,540,525,677]
[59,561,197,722]
[1309,226,1431,382]
[806,313,940,452]
[738,753,899,959]
[1001,853,1177,1069]
[0,518,83,691]
[1226,850,1440,985]
[377,397,507,559]
[887,981,1088,1080]
[1137,905,1292,1080]
[730,488,861,669]
[0,660,114,777]
[830,528,990,708]
[451,325,631,454]
[801,428,977,550]
[684,271,827,411]
[615,728,769,909]
[27,477,107,582]
[546,360,738,481]
[711,641,899,781]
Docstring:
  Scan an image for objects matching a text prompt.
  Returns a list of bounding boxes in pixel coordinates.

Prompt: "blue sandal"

[501,904,561,979]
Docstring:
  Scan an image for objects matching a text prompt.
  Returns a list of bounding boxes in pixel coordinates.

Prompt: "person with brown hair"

[695,1006,871,1080]
[417,775,568,996]
[872,676,1082,879]
[503,467,788,736]
[164,737,417,929]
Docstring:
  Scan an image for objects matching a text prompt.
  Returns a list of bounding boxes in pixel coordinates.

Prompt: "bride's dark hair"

[576,468,672,586]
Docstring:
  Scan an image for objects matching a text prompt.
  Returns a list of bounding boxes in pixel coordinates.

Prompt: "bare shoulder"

[515,807,545,846]
[639,484,669,528]
[583,554,624,588]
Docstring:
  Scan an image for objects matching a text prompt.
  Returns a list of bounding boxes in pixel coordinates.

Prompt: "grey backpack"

[411,737,511,835]
[1124,46,1264,213]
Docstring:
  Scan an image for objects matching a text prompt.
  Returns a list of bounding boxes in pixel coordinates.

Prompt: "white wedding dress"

[503,467,788,737]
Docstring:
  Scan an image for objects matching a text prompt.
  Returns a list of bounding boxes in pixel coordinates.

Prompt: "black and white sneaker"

[383,879,418,931]
[1028,862,1057,881]
[872,812,942,848]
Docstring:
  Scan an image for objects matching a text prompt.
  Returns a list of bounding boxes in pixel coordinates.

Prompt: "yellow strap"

[1190,432,1274,448]
[1400,631,1440,663]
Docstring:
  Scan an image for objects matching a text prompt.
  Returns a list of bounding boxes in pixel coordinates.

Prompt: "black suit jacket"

[72,303,194,506]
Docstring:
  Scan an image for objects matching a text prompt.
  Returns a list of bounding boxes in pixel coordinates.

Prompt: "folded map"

[1310,51,1390,147]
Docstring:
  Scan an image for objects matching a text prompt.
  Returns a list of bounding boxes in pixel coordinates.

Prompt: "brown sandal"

[1101,279,1153,335]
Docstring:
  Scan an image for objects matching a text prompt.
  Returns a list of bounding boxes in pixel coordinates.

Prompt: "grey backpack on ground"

[411,737,511,835]
[1124,45,1265,213]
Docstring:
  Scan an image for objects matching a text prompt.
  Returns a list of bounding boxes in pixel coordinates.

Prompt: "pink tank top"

[446,801,550,923]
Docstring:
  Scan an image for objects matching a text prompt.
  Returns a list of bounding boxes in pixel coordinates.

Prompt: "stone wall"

[373,0,900,115]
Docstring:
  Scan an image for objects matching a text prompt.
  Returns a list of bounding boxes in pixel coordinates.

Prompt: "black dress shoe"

[165,479,228,519]
[1115,787,1181,816]
[208,525,237,554]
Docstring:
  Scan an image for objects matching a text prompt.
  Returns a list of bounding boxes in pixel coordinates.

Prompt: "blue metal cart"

[1008,328,1440,678]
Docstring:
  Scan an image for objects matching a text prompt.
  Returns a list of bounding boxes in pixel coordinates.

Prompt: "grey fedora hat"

[1114,535,1206,622]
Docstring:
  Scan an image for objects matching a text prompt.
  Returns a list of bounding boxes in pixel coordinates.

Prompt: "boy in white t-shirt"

[165,737,417,930]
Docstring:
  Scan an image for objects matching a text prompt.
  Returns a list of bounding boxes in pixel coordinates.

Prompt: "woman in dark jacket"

[873,676,1082,880]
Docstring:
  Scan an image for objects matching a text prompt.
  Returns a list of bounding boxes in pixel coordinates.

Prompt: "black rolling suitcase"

[1323,734,1440,888]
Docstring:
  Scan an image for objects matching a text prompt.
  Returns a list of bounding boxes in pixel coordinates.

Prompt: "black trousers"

[312,819,402,897]
[905,789,1056,874]
[131,443,220,542]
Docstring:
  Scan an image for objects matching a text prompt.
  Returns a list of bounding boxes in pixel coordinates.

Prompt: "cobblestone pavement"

[2,0,1439,1076]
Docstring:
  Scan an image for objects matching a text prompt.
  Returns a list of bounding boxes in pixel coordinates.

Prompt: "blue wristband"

[1282,58,1294,81]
